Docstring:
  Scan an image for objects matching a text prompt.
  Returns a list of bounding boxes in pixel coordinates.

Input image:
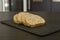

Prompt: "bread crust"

[13,14,19,24]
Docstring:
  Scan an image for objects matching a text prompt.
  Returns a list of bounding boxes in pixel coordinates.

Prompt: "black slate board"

[1,12,60,36]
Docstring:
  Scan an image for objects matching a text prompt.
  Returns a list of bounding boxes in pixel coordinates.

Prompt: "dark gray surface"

[1,12,60,36]
[0,12,19,21]
[0,22,60,40]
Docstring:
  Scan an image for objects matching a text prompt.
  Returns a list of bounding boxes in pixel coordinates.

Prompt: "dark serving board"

[1,12,60,36]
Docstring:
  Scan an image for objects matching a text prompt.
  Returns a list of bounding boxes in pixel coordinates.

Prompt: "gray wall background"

[0,0,21,21]
[0,0,12,21]
[0,0,3,11]
[0,0,60,21]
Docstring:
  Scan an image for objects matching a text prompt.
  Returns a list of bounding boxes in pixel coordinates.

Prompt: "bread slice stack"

[13,12,46,27]
[13,14,19,24]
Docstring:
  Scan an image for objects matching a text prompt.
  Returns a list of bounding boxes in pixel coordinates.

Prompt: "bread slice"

[17,12,30,24]
[21,12,31,26]
[13,14,19,24]
[25,14,45,27]
[13,12,45,27]
[17,12,23,24]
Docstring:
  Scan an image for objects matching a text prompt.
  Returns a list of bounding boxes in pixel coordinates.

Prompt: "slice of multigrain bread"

[21,12,31,26]
[25,14,45,27]
[13,12,46,27]
[13,14,19,24]
[17,12,24,24]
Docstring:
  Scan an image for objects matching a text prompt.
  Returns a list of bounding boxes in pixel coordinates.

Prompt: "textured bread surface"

[25,14,45,27]
[13,12,46,27]
[13,14,19,24]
